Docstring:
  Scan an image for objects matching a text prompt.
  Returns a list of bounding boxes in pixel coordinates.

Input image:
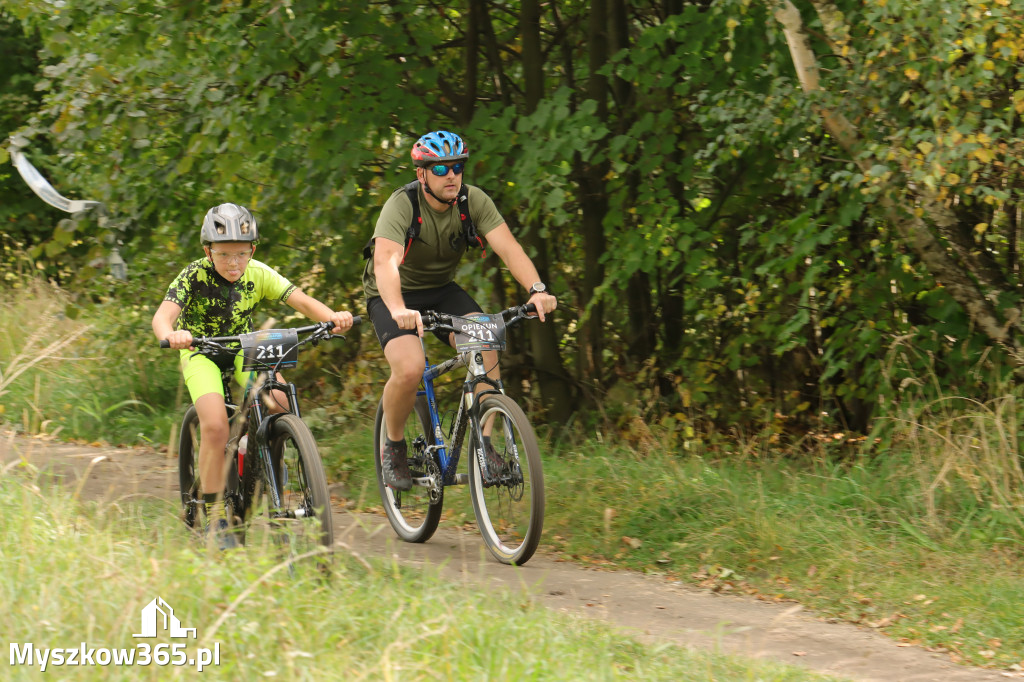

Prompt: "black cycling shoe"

[381,439,413,491]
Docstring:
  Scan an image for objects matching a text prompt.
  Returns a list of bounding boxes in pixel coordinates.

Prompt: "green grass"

[0,279,182,446]
[312,419,1024,672]
[0,470,839,681]
[531,443,1024,669]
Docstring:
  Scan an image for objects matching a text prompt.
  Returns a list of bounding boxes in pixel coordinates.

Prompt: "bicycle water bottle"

[237,435,248,477]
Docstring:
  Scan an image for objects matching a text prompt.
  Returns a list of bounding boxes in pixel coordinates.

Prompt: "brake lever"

[188,341,219,359]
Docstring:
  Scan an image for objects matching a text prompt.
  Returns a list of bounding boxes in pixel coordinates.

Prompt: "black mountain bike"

[162,320,358,551]
[373,303,545,565]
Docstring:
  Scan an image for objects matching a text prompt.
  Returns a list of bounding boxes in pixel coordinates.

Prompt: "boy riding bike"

[152,202,354,549]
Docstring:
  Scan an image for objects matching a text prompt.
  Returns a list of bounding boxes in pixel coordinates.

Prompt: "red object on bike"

[237,435,248,476]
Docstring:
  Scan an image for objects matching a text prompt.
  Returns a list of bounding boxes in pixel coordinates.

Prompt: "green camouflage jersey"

[362,183,504,299]
[163,257,297,338]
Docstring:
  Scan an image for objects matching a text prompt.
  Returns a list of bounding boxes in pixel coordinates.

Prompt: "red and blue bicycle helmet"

[410,130,469,167]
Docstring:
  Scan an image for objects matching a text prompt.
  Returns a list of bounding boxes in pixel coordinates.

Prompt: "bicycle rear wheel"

[245,414,334,552]
[468,394,545,565]
[374,395,443,543]
[178,405,242,529]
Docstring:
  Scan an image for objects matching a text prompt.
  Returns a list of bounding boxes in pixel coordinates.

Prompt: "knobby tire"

[242,414,334,551]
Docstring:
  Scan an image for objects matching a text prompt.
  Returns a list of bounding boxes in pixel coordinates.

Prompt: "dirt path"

[2,431,1016,682]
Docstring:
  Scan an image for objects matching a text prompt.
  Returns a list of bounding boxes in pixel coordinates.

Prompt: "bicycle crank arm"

[411,473,469,487]
[271,509,309,519]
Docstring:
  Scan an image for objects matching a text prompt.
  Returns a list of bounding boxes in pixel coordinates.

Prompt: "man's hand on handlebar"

[392,307,424,337]
[527,291,557,322]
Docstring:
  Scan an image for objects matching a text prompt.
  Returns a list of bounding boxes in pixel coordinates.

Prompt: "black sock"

[203,494,226,522]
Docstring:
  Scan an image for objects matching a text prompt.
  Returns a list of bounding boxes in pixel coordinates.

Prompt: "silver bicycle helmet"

[200,203,258,245]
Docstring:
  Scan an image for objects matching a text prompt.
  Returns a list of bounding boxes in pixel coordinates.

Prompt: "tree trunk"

[518,0,576,421]
[773,0,1023,359]
[575,0,611,387]
[461,0,480,125]
[473,0,512,108]
[607,0,656,373]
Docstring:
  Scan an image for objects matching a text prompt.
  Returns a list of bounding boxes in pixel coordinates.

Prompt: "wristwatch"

[529,282,546,295]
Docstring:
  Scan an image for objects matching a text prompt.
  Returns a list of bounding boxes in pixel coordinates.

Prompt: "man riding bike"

[362,130,557,491]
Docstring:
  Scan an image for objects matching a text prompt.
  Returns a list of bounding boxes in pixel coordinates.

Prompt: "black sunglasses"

[427,162,465,177]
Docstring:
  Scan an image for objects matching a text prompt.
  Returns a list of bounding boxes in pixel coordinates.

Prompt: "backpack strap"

[456,185,486,259]
[363,182,486,262]
[401,180,422,264]
[361,181,422,262]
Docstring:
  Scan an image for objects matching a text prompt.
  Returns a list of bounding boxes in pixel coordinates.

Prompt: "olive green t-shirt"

[362,183,504,299]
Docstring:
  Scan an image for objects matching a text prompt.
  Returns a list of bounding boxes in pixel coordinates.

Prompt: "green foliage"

[5,0,1024,435]
[0,11,66,276]
[0,276,176,444]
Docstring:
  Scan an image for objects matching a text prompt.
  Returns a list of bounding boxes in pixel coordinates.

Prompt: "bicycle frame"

[416,345,502,487]
[236,369,301,516]
[413,305,535,489]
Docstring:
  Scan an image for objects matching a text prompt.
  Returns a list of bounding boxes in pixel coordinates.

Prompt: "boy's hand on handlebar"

[527,292,557,322]
[164,329,194,350]
[328,310,355,334]
[392,307,424,337]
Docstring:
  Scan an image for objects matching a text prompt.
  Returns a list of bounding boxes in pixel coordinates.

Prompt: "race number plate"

[240,328,299,370]
[453,313,507,352]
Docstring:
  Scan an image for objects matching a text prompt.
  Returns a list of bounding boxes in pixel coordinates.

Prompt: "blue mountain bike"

[373,303,545,565]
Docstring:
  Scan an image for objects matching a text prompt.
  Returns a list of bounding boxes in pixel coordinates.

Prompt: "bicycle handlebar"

[159,316,362,349]
[420,303,539,333]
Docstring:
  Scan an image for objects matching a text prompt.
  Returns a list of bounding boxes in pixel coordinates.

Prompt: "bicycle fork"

[464,350,516,485]
[248,406,310,520]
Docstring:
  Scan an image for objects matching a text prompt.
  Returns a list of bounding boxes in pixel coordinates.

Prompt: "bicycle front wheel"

[247,414,334,552]
[374,396,443,543]
[468,394,545,565]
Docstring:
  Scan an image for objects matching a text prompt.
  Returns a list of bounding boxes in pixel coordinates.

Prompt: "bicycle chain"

[424,456,443,505]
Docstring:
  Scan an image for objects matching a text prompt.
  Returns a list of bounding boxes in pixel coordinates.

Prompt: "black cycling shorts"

[366,282,483,350]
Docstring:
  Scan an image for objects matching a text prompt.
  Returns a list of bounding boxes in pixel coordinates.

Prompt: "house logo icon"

[133,597,197,639]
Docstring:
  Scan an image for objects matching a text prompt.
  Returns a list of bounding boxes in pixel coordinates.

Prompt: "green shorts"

[179,350,253,403]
